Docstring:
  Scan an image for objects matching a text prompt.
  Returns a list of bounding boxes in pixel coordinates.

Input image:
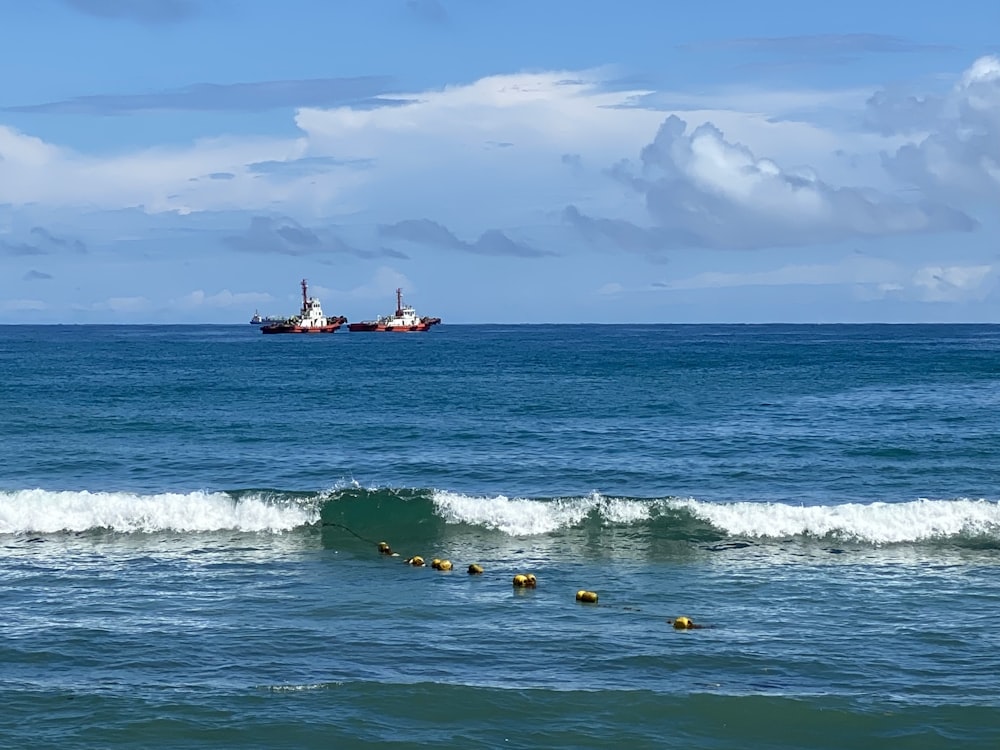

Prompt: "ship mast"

[301,279,308,309]
[396,287,403,315]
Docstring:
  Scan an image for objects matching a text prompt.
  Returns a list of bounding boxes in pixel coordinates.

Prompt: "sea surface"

[1,323,999,748]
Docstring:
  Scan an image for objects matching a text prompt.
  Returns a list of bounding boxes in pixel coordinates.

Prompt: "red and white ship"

[348,288,441,332]
[261,279,347,334]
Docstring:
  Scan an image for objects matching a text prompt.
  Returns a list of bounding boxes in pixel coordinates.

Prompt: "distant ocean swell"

[3,487,1000,548]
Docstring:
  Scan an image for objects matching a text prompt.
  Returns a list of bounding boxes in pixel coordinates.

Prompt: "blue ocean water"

[1,323,999,748]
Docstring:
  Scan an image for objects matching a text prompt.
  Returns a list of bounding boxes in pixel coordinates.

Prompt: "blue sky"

[2,0,1000,323]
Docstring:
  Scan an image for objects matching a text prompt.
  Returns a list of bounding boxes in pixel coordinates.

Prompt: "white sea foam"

[431,491,1000,543]
[675,497,1000,544]
[265,683,341,692]
[0,489,318,534]
[431,490,654,536]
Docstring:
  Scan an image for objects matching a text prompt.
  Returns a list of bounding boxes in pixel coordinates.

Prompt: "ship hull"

[261,323,344,334]
[348,323,435,332]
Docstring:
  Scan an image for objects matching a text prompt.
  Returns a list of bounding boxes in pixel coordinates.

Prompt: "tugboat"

[348,288,441,332]
[261,279,347,334]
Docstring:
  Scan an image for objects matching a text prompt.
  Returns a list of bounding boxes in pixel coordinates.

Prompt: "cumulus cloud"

[224,216,407,259]
[379,218,554,257]
[2,69,857,225]
[0,62,988,267]
[879,55,1000,202]
[911,264,994,302]
[293,70,664,221]
[568,114,975,253]
[863,89,943,136]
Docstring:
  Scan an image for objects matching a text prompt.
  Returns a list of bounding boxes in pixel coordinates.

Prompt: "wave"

[2,486,999,548]
[425,492,1000,548]
[0,488,319,534]
[668,496,1000,545]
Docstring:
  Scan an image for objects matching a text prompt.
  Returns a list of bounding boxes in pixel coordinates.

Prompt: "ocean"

[1,323,999,748]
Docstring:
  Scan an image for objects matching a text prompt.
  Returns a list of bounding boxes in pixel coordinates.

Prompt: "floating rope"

[320,521,381,547]
[321,522,709,627]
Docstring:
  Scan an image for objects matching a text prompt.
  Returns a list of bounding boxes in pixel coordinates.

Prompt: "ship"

[347,288,441,332]
[250,310,288,326]
[260,279,347,334]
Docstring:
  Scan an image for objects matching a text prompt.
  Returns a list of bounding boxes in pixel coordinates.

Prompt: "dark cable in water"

[321,521,381,547]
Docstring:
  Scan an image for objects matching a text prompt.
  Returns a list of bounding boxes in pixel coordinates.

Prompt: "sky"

[2,0,1000,323]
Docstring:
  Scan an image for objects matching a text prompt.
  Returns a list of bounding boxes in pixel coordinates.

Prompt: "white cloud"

[170,289,271,310]
[597,282,624,295]
[912,264,994,302]
[0,68,895,227]
[296,71,659,158]
[0,126,310,212]
[662,256,902,291]
[880,55,1000,201]
[0,61,989,266]
[82,296,151,313]
[568,113,973,253]
[654,257,996,305]
[0,298,47,311]
[340,266,413,301]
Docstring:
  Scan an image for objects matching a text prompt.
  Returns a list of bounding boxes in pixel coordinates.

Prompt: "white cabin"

[294,295,329,328]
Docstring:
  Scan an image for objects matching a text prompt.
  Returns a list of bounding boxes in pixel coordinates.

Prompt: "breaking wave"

[0,488,318,534]
[2,486,999,548]
[429,491,1000,545]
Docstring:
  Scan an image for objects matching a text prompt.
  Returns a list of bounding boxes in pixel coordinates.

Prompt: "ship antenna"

[396,287,403,315]
[301,278,308,307]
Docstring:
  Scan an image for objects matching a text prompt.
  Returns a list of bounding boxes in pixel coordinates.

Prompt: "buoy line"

[323,521,710,629]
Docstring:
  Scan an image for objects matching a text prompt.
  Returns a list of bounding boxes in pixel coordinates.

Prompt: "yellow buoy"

[377,541,393,555]
[525,573,537,588]
[576,590,598,603]
[437,560,453,571]
[513,574,529,587]
[407,556,425,567]
[431,558,442,569]
[468,564,484,575]
[673,616,693,629]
